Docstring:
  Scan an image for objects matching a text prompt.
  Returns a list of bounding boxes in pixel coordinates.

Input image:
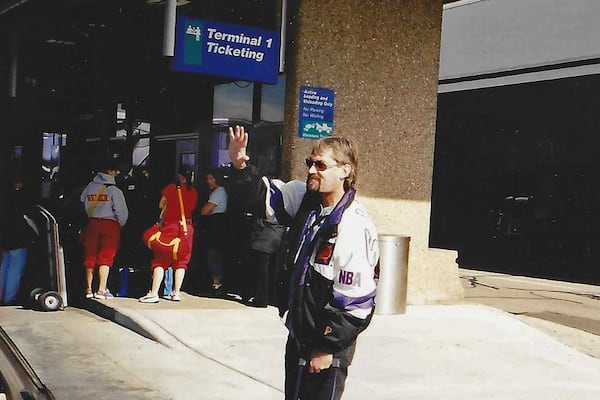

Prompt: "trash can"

[375,234,410,315]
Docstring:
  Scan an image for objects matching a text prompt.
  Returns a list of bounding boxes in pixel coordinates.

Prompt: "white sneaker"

[170,293,181,302]
[94,289,114,300]
[139,292,159,303]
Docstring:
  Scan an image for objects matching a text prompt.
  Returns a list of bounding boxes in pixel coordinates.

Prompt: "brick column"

[282,0,463,303]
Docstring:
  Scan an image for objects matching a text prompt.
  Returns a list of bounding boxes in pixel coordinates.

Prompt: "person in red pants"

[80,161,129,299]
[139,165,198,303]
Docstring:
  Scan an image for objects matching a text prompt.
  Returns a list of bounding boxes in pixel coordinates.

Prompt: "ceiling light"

[45,39,76,46]
[146,0,191,5]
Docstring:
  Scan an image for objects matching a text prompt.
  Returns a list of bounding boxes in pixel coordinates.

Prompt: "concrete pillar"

[282,0,463,303]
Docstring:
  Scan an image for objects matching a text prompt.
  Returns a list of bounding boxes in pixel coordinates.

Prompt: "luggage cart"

[26,205,68,312]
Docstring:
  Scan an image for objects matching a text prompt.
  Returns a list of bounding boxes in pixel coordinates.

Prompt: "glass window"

[213,81,254,121]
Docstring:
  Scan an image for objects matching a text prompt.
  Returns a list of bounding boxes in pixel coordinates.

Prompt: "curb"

[81,299,186,350]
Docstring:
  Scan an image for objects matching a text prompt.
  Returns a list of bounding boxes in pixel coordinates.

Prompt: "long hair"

[207,168,225,187]
[176,165,194,190]
[311,136,358,191]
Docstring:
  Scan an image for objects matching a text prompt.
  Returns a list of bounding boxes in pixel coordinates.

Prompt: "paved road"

[459,268,600,358]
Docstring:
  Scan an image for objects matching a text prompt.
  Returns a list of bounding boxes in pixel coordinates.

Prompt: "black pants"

[240,249,272,305]
[252,250,271,305]
[284,336,356,400]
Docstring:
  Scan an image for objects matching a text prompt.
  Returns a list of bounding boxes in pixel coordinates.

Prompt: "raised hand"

[228,125,250,169]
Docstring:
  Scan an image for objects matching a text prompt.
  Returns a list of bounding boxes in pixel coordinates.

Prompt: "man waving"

[228,126,379,400]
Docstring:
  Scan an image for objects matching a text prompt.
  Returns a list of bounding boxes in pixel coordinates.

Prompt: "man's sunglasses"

[305,158,338,171]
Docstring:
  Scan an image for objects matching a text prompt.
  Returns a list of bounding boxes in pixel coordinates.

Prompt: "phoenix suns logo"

[315,241,335,265]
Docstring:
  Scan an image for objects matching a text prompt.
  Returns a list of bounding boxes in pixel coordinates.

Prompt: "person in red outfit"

[80,161,129,300]
[139,166,198,303]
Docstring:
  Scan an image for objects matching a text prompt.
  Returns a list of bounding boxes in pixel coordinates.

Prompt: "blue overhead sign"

[172,16,280,84]
[298,86,335,139]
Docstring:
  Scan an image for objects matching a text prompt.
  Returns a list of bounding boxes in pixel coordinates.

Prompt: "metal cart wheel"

[29,288,45,307]
[38,291,63,312]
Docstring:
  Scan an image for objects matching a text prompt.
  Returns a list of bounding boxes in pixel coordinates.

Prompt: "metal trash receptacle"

[375,234,410,315]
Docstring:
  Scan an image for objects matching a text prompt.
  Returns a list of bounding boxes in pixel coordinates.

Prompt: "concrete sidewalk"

[84,293,600,399]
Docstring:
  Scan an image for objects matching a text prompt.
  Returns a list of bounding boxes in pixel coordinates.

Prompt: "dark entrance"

[431,74,600,284]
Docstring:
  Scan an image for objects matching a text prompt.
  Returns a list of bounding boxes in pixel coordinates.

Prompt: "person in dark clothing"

[245,214,285,307]
[223,167,285,306]
[228,126,380,400]
[221,160,263,300]
[114,166,158,297]
[200,169,229,295]
[0,178,39,304]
